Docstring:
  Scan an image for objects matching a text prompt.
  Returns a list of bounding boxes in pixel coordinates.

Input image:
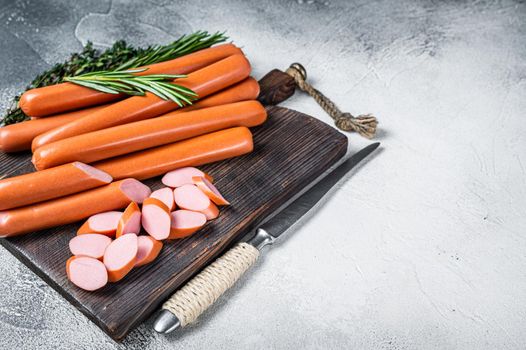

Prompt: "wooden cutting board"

[0,70,348,340]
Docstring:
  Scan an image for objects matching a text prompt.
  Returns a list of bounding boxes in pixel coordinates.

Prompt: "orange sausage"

[31,54,251,149]
[94,126,253,181]
[0,178,151,237]
[32,100,266,170]
[0,162,112,211]
[19,44,243,118]
[0,104,110,153]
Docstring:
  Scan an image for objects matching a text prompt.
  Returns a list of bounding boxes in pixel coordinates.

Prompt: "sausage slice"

[115,202,141,238]
[135,236,163,267]
[192,176,230,205]
[169,210,207,239]
[162,167,213,188]
[149,187,175,211]
[66,256,108,291]
[173,184,219,220]
[141,198,171,240]
[77,211,123,237]
[103,234,138,282]
[69,234,112,260]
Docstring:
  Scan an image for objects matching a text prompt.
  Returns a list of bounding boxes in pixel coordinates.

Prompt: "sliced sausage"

[94,127,253,181]
[141,198,171,240]
[32,100,266,170]
[103,233,138,282]
[0,178,151,237]
[0,104,109,153]
[32,54,251,148]
[162,167,213,188]
[66,256,108,291]
[69,234,112,260]
[77,211,123,237]
[173,184,219,220]
[20,44,243,118]
[192,176,230,205]
[116,202,141,238]
[169,210,207,239]
[135,235,163,267]
[0,162,112,211]
[150,187,175,211]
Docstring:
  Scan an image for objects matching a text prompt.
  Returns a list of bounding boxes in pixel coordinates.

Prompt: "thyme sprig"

[64,69,197,107]
[1,31,227,126]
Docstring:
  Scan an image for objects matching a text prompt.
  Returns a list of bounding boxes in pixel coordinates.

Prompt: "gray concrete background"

[1,0,525,349]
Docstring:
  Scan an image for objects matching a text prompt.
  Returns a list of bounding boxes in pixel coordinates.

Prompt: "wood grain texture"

[0,72,347,340]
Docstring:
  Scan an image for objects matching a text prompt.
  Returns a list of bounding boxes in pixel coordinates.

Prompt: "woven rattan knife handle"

[161,242,260,327]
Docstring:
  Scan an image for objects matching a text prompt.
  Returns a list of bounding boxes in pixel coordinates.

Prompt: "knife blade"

[154,142,380,333]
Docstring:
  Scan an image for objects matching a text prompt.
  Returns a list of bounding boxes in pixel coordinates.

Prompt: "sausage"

[0,178,151,237]
[69,234,112,260]
[135,236,163,267]
[141,198,171,240]
[103,233,138,282]
[32,54,251,149]
[19,44,243,118]
[94,126,253,181]
[192,176,230,205]
[77,211,123,237]
[32,100,266,170]
[150,187,176,211]
[162,167,213,188]
[116,202,141,238]
[66,256,108,291]
[173,184,219,220]
[0,104,110,153]
[169,210,207,239]
[169,77,259,115]
[0,162,112,211]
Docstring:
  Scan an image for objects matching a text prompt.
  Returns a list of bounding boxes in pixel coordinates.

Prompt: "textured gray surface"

[1,0,525,348]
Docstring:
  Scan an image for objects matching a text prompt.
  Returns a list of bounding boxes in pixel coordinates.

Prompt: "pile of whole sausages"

[0,43,266,290]
[67,167,228,291]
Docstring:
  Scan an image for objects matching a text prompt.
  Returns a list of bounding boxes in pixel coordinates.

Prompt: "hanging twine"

[285,63,378,139]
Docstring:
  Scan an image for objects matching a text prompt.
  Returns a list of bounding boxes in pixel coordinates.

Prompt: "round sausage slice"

[192,176,230,206]
[149,187,175,211]
[66,256,108,291]
[173,184,219,220]
[77,211,123,237]
[162,167,213,188]
[69,234,112,260]
[103,234,138,282]
[135,236,163,267]
[116,202,141,238]
[141,198,171,240]
[169,210,207,239]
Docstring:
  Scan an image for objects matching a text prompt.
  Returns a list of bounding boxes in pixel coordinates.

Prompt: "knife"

[154,142,381,334]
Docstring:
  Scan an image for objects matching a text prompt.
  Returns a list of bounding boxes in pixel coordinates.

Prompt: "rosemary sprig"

[64,69,197,107]
[1,31,227,126]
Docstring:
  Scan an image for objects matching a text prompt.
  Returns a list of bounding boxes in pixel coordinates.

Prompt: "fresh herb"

[64,69,197,107]
[1,31,227,126]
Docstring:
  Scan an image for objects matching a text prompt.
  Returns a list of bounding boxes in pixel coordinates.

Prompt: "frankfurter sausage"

[19,44,243,118]
[69,234,112,260]
[0,104,109,153]
[0,162,112,211]
[103,233,138,282]
[169,210,207,239]
[135,236,163,267]
[116,202,141,238]
[32,54,251,148]
[0,178,151,237]
[67,256,108,291]
[192,176,230,205]
[174,184,219,220]
[150,187,176,211]
[77,211,123,237]
[94,127,253,181]
[32,100,266,170]
[141,198,171,240]
[162,167,213,188]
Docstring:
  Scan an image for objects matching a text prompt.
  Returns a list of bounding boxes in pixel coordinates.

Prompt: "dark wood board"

[0,71,348,340]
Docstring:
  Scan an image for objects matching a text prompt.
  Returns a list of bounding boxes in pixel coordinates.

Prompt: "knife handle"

[160,242,260,328]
